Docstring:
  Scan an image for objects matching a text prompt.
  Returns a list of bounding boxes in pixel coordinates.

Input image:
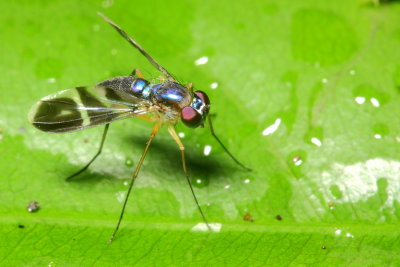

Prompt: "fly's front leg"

[207,116,252,171]
[167,124,211,231]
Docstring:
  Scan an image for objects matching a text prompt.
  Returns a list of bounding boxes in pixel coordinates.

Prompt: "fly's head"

[181,90,210,128]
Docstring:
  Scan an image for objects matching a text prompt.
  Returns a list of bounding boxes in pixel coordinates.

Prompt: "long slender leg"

[65,124,110,181]
[98,13,176,82]
[109,123,161,243]
[168,124,211,231]
[207,116,252,171]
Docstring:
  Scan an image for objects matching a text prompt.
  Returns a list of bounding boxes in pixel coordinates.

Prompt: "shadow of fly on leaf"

[28,12,251,243]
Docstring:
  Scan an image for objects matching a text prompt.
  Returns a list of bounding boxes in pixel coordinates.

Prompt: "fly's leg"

[186,83,193,93]
[207,116,252,171]
[136,114,155,122]
[157,75,167,83]
[167,124,211,231]
[130,68,145,79]
[65,124,110,181]
[108,123,161,243]
[99,12,176,81]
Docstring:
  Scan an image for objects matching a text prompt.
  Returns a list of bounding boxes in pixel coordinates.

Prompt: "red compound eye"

[181,106,202,128]
[194,90,210,105]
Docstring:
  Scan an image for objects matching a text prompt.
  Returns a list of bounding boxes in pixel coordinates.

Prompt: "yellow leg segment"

[137,114,155,122]
[131,68,145,79]
[168,124,211,231]
[109,122,161,242]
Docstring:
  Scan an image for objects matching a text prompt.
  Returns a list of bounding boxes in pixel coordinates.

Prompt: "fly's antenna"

[98,12,176,81]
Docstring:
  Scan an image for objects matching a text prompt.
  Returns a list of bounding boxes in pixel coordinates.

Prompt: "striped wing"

[29,85,151,133]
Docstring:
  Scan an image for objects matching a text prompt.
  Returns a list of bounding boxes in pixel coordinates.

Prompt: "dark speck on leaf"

[18,224,25,229]
[275,215,282,221]
[243,212,254,222]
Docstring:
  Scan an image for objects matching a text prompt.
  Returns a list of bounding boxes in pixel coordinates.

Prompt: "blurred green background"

[1,0,400,266]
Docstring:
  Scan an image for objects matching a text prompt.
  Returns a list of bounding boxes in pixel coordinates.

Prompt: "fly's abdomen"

[97,76,151,100]
[130,78,151,99]
[97,76,135,91]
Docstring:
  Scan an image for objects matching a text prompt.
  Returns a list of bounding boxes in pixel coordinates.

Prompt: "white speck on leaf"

[191,222,222,232]
[194,56,208,66]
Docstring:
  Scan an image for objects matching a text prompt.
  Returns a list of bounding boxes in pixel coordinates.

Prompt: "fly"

[28,13,251,242]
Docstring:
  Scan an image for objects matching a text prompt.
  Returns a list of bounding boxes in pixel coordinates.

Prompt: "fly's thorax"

[150,82,192,111]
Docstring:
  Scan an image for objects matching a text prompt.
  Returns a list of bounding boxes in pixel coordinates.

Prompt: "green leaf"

[1,0,400,265]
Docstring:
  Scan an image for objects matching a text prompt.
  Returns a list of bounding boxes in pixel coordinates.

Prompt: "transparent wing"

[28,85,152,133]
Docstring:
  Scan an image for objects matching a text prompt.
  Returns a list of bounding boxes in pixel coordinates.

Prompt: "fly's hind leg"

[130,68,145,79]
[167,124,211,231]
[65,123,110,181]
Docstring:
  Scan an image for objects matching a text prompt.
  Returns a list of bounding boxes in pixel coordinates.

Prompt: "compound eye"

[194,90,210,105]
[181,106,202,128]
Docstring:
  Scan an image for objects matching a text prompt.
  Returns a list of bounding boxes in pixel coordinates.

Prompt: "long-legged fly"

[29,13,250,242]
